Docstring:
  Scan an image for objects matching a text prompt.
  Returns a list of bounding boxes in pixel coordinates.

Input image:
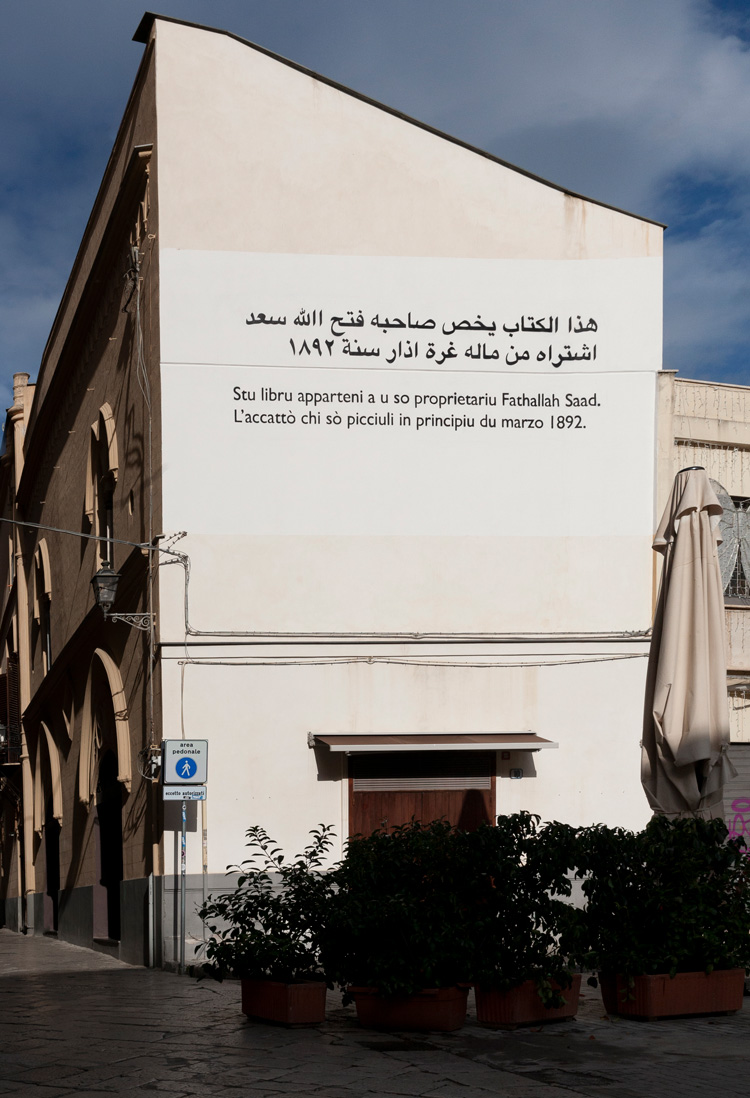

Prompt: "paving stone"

[423,1085,504,1098]
[3,930,750,1098]
[0,1087,78,1098]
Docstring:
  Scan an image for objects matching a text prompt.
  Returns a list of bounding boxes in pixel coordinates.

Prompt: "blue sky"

[2,0,749,408]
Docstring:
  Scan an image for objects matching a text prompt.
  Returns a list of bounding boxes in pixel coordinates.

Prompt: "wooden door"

[349,751,495,836]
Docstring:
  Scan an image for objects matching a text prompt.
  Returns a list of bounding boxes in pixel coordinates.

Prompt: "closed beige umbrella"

[641,466,736,818]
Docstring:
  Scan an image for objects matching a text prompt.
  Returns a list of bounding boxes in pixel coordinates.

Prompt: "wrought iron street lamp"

[91,562,154,631]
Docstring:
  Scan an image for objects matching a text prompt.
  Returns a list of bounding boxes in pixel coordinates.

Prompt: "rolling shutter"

[350,750,492,792]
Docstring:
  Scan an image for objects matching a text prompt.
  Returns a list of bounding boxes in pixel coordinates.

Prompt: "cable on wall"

[176,653,648,670]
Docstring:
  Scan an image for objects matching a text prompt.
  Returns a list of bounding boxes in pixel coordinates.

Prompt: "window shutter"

[5,656,21,764]
[351,750,492,792]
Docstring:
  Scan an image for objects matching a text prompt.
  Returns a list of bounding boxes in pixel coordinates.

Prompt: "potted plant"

[465,813,582,1027]
[198,824,335,1025]
[573,815,750,1020]
[321,819,473,1031]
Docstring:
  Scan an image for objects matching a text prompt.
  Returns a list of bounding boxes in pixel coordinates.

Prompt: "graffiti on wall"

[727,797,750,850]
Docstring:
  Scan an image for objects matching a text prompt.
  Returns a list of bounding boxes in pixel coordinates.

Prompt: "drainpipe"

[9,373,34,931]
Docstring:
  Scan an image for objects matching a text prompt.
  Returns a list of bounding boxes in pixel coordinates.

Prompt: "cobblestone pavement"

[1,929,749,1097]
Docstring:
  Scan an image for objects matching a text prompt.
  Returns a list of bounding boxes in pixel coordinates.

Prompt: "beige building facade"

[657,374,750,837]
[0,14,744,964]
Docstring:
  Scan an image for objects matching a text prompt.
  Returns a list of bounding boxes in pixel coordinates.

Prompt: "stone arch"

[32,539,52,621]
[85,404,119,567]
[78,648,131,805]
[61,674,75,741]
[85,404,119,521]
[33,539,54,672]
[33,721,63,835]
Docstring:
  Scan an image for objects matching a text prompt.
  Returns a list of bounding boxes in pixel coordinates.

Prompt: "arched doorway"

[94,750,123,942]
[43,795,60,933]
[79,650,130,944]
[34,722,63,934]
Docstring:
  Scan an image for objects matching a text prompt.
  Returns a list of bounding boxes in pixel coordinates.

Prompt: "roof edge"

[133,11,156,42]
[133,11,665,229]
[674,376,750,392]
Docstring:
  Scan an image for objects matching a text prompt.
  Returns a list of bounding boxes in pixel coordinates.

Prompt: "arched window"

[85,404,119,567]
[0,651,20,765]
[712,479,750,604]
[33,539,53,672]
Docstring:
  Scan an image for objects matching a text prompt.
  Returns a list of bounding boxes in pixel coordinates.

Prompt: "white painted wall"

[152,22,662,262]
[158,251,659,634]
[150,18,661,873]
[159,644,650,874]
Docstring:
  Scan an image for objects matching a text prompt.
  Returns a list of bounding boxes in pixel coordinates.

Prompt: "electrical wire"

[179,556,649,640]
[131,243,156,753]
[0,498,650,658]
[176,653,647,669]
[0,515,186,561]
[0,517,651,645]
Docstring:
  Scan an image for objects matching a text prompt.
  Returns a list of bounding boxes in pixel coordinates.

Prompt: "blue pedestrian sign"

[176,757,197,780]
[162,740,208,785]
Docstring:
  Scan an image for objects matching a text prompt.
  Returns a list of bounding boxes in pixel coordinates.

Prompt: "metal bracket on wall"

[106,613,154,632]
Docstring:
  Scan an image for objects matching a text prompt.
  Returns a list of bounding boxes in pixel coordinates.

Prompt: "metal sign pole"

[161,741,208,975]
[180,797,187,974]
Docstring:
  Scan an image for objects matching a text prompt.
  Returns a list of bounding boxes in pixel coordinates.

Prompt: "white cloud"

[664,208,750,379]
[1,0,749,383]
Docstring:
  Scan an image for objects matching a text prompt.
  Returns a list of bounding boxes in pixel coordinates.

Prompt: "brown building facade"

[0,44,162,959]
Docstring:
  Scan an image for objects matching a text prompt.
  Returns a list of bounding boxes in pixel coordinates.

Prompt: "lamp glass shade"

[91,562,120,613]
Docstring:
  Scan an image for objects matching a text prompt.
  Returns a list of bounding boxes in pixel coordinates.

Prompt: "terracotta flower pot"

[240,978,327,1025]
[599,969,745,1021]
[348,985,469,1031]
[475,974,581,1028]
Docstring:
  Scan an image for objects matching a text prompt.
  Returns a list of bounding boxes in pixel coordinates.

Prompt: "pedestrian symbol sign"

[177,757,197,780]
[162,740,208,785]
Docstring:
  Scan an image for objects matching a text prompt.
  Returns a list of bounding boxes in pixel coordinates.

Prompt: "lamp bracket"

[105,612,155,632]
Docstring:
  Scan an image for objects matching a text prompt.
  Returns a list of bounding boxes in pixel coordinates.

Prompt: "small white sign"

[163,786,207,801]
[163,740,208,784]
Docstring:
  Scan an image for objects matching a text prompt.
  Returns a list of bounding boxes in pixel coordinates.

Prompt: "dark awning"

[311,733,557,753]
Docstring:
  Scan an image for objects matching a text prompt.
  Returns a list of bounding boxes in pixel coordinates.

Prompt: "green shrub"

[465,813,581,1006]
[322,818,473,998]
[198,824,335,982]
[572,815,750,980]
[321,813,580,1004]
